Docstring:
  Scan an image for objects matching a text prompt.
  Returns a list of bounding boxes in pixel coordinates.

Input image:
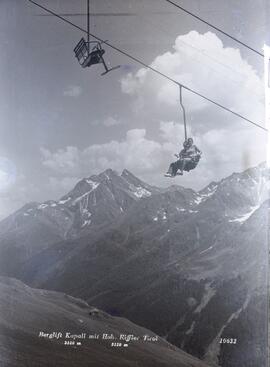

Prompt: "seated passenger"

[166,138,201,177]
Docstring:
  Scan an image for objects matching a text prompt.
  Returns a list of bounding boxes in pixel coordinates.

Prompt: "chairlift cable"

[27,0,267,132]
[163,0,264,58]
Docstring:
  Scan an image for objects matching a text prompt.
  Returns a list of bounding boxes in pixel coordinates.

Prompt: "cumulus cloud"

[40,120,266,190]
[63,85,82,97]
[0,168,40,220]
[40,146,80,173]
[90,117,122,127]
[0,157,16,192]
[0,170,10,191]
[40,31,266,190]
[120,31,266,186]
[121,31,264,124]
[40,128,169,178]
[103,117,121,127]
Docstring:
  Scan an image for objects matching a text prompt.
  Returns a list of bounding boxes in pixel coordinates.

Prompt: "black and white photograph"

[0,1,269,366]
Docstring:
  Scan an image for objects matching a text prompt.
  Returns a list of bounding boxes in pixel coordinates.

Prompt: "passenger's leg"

[181,158,192,172]
[171,162,178,176]
[177,159,184,175]
[167,162,178,176]
[167,163,174,175]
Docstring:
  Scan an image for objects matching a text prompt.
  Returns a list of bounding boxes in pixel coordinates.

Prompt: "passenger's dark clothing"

[179,145,201,159]
[167,144,201,176]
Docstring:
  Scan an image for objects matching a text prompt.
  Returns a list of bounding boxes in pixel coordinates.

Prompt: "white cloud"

[0,157,16,192]
[41,146,80,173]
[40,31,266,191]
[63,85,82,97]
[0,169,39,220]
[40,128,168,178]
[90,117,122,127]
[40,120,266,190]
[119,30,266,186]
[121,31,264,123]
[103,117,121,127]
[0,170,9,191]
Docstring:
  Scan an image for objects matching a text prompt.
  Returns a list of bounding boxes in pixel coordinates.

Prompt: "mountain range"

[0,165,268,367]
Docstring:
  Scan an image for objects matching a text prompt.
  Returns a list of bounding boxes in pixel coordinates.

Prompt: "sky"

[0,0,269,219]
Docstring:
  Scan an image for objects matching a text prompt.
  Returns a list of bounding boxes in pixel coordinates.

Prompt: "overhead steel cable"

[163,0,264,58]
[27,0,267,132]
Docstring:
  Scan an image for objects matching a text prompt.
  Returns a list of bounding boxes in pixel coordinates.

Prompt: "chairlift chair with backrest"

[74,38,105,68]
[73,0,120,76]
[74,38,120,75]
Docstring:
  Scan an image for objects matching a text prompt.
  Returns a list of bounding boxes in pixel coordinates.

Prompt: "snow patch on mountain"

[194,283,216,314]
[199,246,213,255]
[38,204,48,210]
[73,188,98,205]
[228,205,260,223]
[82,208,91,217]
[85,179,100,189]
[195,184,218,204]
[58,197,71,205]
[186,321,196,335]
[176,207,186,212]
[132,186,152,198]
[82,219,91,227]
[121,171,153,198]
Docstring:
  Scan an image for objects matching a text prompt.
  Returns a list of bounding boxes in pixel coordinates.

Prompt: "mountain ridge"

[1,163,267,228]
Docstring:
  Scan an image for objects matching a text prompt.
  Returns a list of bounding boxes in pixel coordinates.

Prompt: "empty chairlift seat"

[74,38,105,68]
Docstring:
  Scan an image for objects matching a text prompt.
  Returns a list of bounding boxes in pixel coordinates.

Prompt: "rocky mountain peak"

[121,168,137,180]
[98,168,119,181]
